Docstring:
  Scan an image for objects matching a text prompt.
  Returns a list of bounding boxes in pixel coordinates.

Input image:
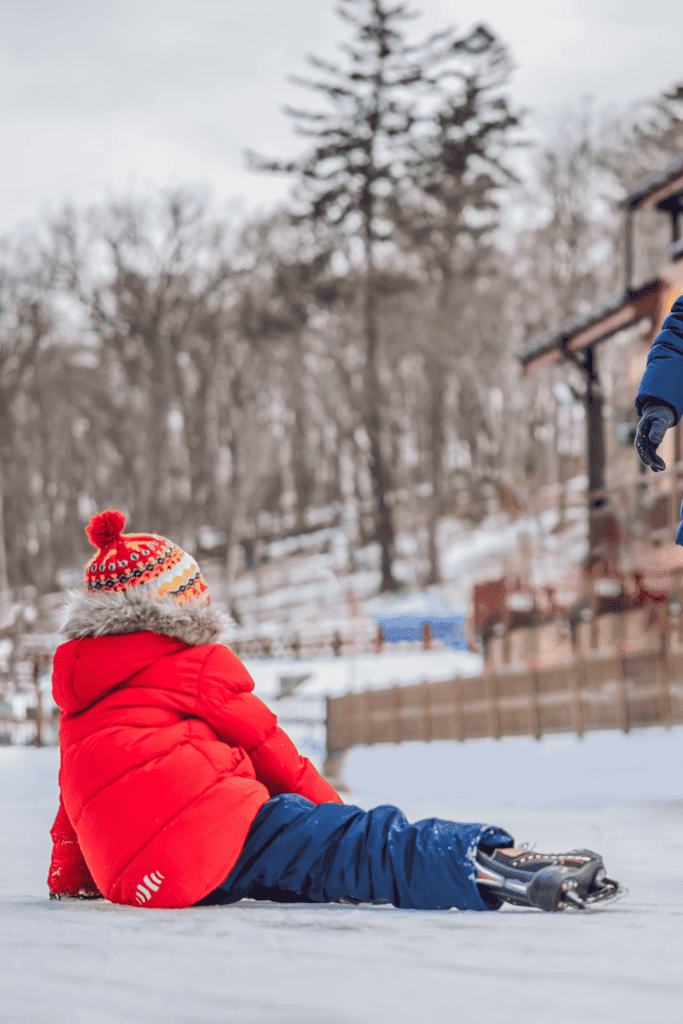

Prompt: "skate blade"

[566,880,627,911]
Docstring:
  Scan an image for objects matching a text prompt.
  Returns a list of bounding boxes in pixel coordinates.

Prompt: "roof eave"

[621,155,683,212]
[518,279,661,372]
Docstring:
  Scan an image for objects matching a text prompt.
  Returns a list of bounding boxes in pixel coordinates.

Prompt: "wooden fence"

[325,606,683,756]
[232,623,445,660]
[0,655,58,747]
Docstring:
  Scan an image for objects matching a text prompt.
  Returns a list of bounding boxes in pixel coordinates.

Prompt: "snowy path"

[2,747,682,1024]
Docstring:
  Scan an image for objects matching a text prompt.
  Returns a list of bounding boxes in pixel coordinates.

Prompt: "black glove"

[634,403,675,471]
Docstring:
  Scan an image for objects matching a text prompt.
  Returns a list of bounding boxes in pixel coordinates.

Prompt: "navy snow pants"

[201,795,512,911]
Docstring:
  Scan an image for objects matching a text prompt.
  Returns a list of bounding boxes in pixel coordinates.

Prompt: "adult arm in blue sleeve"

[636,294,683,423]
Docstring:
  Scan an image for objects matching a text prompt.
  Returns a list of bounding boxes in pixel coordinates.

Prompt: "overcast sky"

[0,0,681,236]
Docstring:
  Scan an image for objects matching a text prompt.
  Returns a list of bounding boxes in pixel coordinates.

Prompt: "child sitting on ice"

[48,510,620,912]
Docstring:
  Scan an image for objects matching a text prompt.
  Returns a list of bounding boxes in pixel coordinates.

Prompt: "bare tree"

[49,191,238,536]
[392,27,521,580]
[0,238,56,596]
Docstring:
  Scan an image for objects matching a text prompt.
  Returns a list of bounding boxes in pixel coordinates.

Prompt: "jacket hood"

[59,588,235,645]
[53,590,237,714]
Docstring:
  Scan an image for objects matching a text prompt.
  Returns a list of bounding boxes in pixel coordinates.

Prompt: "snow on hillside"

[216,506,587,639]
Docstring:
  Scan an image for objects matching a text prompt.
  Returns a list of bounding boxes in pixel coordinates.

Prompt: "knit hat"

[84,509,209,605]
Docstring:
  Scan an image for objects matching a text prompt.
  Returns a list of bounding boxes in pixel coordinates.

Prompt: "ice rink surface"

[2,743,683,1024]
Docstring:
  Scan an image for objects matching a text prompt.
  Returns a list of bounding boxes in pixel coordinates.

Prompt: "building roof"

[518,279,661,371]
[518,156,683,374]
[622,154,683,212]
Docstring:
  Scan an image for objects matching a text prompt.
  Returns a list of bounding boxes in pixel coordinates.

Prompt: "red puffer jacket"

[47,590,340,908]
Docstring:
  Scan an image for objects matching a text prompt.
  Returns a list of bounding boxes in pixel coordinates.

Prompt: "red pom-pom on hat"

[85,509,126,550]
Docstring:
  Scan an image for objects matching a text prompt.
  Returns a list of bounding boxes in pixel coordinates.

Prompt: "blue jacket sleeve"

[636,294,683,424]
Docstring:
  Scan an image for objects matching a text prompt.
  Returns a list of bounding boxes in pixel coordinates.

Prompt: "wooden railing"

[325,607,683,756]
[232,624,448,660]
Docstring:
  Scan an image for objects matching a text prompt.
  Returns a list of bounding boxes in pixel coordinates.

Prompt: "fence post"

[324,696,350,792]
[322,748,350,793]
[527,670,541,740]
[348,692,359,749]
[419,680,431,742]
[614,655,630,734]
[486,671,501,740]
[569,658,585,738]
[391,684,401,744]
[452,676,465,742]
[362,688,374,746]
[656,610,673,726]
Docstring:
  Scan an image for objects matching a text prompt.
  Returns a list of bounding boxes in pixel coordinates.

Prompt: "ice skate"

[49,890,103,901]
[475,846,623,911]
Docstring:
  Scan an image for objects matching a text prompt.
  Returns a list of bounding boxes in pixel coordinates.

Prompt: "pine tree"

[396,27,521,582]
[249,0,519,591]
[249,0,418,591]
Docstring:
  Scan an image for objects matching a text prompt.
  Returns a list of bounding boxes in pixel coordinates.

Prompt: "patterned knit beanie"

[84,509,209,604]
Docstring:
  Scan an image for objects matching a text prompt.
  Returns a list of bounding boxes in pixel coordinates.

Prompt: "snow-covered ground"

[2,740,683,1024]
[3,503,681,1022]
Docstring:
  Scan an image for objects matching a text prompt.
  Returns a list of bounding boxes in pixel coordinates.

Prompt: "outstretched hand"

[634,404,675,471]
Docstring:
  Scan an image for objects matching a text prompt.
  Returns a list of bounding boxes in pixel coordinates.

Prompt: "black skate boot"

[474,846,623,911]
[49,891,104,901]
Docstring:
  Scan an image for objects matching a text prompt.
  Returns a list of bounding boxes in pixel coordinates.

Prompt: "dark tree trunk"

[148,305,175,535]
[425,355,446,585]
[0,460,8,606]
[424,281,453,587]
[363,277,399,592]
[289,328,314,529]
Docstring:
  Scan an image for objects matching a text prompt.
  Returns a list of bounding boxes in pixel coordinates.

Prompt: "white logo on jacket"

[134,870,165,905]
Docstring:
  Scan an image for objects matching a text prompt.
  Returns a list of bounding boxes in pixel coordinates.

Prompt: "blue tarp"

[372,593,468,649]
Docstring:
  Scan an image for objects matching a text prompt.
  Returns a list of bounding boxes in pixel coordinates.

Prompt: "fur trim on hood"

[59,588,236,647]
